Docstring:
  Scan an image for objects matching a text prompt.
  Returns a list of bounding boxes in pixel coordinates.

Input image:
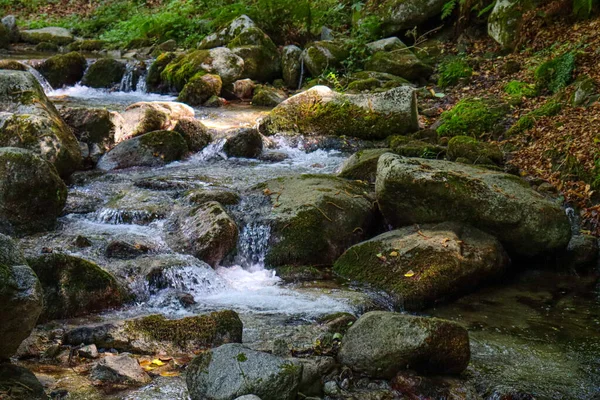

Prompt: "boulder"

[375,154,571,256]
[365,50,433,81]
[146,52,178,93]
[98,130,188,170]
[90,355,150,386]
[230,78,256,100]
[27,253,126,321]
[227,26,281,82]
[0,234,43,360]
[391,371,480,400]
[34,41,58,52]
[186,188,241,206]
[563,234,599,271]
[118,101,195,141]
[334,222,509,310]
[173,117,212,152]
[258,86,418,140]
[282,45,303,89]
[199,15,257,49]
[105,240,150,259]
[186,343,302,400]
[223,128,264,158]
[365,0,448,35]
[165,201,238,267]
[366,37,407,53]
[346,70,410,92]
[252,85,287,107]
[302,40,349,77]
[337,311,470,378]
[447,135,503,166]
[254,175,377,268]
[0,23,9,49]
[81,58,126,89]
[36,51,87,88]
[178,73,222,106]
[0,148,67,234]
[20,27,74,45]
[488,0,534,50]
[0,70,82,176]
[78,344,99,359]
[0,364,47,399]
[67,39,106,52]
[338,148,392,182]
[1,15,19,43]
[0,60,27,71]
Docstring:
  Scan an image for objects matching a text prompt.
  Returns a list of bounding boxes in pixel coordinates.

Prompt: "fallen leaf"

[404,270,415,277]
[389,251,399,257]
[160,371,180,377]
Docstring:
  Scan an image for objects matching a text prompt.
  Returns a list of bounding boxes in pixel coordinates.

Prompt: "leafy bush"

[437,98,507,138]
[437,58,472,88]
[535,52,576,94]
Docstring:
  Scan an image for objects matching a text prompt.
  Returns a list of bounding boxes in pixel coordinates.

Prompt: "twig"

[305,203,332,222]
[326,201,344,210]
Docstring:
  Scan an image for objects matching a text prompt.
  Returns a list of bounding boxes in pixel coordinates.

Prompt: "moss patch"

[437,97,508,138]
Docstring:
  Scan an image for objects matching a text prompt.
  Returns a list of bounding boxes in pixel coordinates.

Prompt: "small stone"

[90,355,150,385]
[73,235,92,248]
[323,381,340,396]
[79,344,99,359]
[176,292,196,308]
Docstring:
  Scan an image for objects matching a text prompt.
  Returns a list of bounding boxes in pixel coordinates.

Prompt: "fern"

[441,0,457,19]
[573,0,594,17]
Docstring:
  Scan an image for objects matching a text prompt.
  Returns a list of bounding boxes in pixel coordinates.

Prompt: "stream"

[7,56,600,399]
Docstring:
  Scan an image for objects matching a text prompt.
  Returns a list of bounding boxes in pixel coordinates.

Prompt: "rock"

[20,27,74,45]
[34,41,59,52]
[199,15,257,49]
[334,222,509,310]
[0,70,82,176]
[228,26,281,82]
[302,40,349,77]
[231,78,256,100]
[254,175,377,268]
[365,0,448,35]
[161,47,244,91]
[338,148,392,182]
[178,73,222,106]
[259,151,288,162]
[98,130,188,170]
[366,37,407,53]
[90,355,151,386]
[392,370,480,400]
[318,312,357,334]
[27,253,126,322]
[297,357,337,396]
[119,101,194,141]
[375,154,571,257]
[0,60,27,70]
[173,117,212,152]
[258,85,418,140]
[79,344,99,359]
[157,39,177,51]
[337,311,470,378]
[252,85,287,107]
[563,234,599,271]
[436,97,509,138]
[204,95,227,107]
[0,148,67,234]
[1,15,19,43]
[146,52,178,93]
[186,188,241,206]
[488,0,533,50]
[165,201,238,267]
[223,128,264,158]
[105,240,150,259]
[282,45,303,89]
[0,23,8,49]
[323,381,340,396]
[82,58,126,89]
[36,51,87,88]
[186,343,302,400]
[346,70,411,92]
[571,76,598,107]
[447,135,503,166]
[234,396,262,400]
[0,234,43,360]
[365,50,433,81]
[67,39,105,52]
[0,363,47,399]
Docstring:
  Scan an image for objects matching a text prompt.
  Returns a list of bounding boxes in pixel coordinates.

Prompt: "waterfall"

[119,60,148,93]
[298,51,306,90]
[25,64,54,93]
[119,61,135,92]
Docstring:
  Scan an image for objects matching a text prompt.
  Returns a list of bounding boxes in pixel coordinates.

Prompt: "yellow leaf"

[139,360,152,367]
[404,270,415,277]
[263,188,272,196]
[160,371,180,377]
[389,251,399,257]
[152,359,166,366]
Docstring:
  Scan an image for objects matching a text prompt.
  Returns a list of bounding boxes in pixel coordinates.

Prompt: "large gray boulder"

[0,234,43,360]
[338,148,392,182]
[365,0,448,35]
[186,343,302,400]
[0,148,67,235]
[0,364,47,399]
[365,49,433,81]
[302,40,349,77]
[334,222,509,310]
[488,0,534,50]
[337,311,470,378]
[258,85,418,140]
[1,15,19,42]
[199,15,257,49]
[227,26,281,82]
[281,45,303,89]
[0,70,82,176]
[90,355,151,386]
[117,101,195,142]
[81,58,126,89]
[375,154,571,257]
[36,52,87,88]
[20,26,74,45]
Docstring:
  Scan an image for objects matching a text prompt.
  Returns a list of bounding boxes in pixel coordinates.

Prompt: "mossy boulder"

[1,15,19,43]
[0,234,43,360]
[146,52,178,93]
[447,135,503,166]
[0,148,67,235]
[252,85,287,107]
[571,76,598,107]
[82,58,127,89]
[302,40,349,77]
[173,117,212,152]
[0,70,82,176]
[488,0,536,50]
[186,343,302,400]
[365,50,433,82]
[258,85,418,140]
[437,97,509,138]
[68,39,106,52]
[165,201,238,267]
[118,101,195,141]
[0,60,27,71]
[199,15,257,49]
[27,253,126,322]
[254,175,377,268]
[388,135,445,158]
[186,188,241,206]
[34,41,58,52]
[366,37,407,53]
[178,73,222,106]
[365,0,448,35]
[346,71,410,92]
[334,222,509,310]
[98,130,188,170]
[282,45,303,89]
[534,52,575,94]
[228,26,281,82]
[338,148,392,182]
[223,128,264,158]
[375,154,571,256]
[0,24,9,49]
[20,27,73,45]
[337,311,470,378]
[0,364,47,399]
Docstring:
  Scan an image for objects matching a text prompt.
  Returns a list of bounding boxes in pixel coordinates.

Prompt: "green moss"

[437,58,472,88]
[0,60,27,71]
[347,77,380,92]
[161,50,212,92]
[504,80,538,99]
[146,52,177,93]
[389,136,444,159]
[138,130,189,162]
[535,52,576,94]
[37,52,87,88]
[68,39,106,52]
[447,135,503,165]
[81,58,126,88]
[34,42,59,52]
[177,73,222,106]
[507,98,563,136]
[437,97,508,138]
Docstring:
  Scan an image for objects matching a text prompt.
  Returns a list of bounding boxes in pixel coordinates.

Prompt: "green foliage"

[504,81,537,98]
[437,58,473,88]
[573,0,598,18]
[535,52,576,94]
[437,98,507,138]
[507,98,563,136]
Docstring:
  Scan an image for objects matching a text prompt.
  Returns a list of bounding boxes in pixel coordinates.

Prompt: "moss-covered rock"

[282,45,303,89]
[365,50,433,82]
[186,188,241,206]
[388,135,445,158]
[437,97,509,138]
[36,51,86,89]
[228,26,281,82]
[334,222,509,310]
[302,40,349,77]
[198,14,258,49]
[365,0,448,35]
[178,73,222,106]
[253,175,377,268]
[346,70,411,92]
[165,201,238,267]
[98,130,188,170]
[488,0,535,50]
[447,135,503,166]
[146,52,178,93]
[375,154,571,256]
[437,57,473,88]
[173,117,212,152]
[258,85,418,140]
[0,70,82,176]
[82,58,127,89]
[534,52,575,94]
[20,27,73,45]
[68,39,106,52]
[223,128,264,158]
[571,76,598,107]
[118,101,195,141]
[337,311,470,378]
[252,85,287,107]
[1,15,18,43]
[0,148,67,235]
[0,60,27,71]
[338,148,392,182]
[34,41,58,52]
[27,253,126,322]
[0,234,43,360]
